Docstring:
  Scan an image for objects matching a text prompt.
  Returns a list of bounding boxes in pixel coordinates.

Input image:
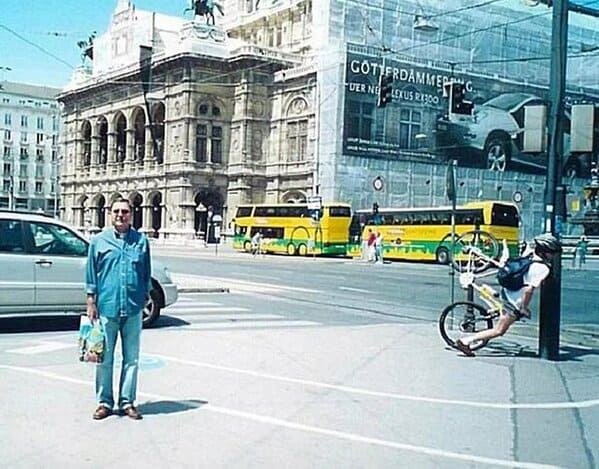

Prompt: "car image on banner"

[434,92,594,177]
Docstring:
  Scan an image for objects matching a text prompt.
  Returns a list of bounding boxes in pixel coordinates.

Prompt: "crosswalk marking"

[6,341,75,355]
[183,320,319,330]
[179,313,283,321]
[165,306,250,313]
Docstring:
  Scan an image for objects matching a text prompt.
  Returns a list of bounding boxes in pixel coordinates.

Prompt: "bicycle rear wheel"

[439,301,495,351]
[451,230,499,273]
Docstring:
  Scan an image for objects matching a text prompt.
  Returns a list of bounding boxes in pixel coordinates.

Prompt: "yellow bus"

[347,201,520,263]
[232,202,352,256]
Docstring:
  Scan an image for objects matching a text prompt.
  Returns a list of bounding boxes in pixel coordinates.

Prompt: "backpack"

[496,255,545,291]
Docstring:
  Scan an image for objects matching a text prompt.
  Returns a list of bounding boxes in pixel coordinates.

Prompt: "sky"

[1,0,598,90]
[0,1,190,89]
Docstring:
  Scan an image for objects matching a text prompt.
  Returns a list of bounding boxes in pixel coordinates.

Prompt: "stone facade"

[58,0,316,238]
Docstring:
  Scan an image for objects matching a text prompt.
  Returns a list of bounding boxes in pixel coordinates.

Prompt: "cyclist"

[455,233,561,357]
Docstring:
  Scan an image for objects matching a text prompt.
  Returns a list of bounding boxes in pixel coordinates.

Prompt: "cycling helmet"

[533,233,561,253]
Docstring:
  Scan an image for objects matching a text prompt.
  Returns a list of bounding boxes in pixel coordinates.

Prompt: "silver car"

[0,210,178,327]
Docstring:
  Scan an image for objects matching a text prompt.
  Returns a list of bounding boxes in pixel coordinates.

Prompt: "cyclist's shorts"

[500,289,524,320]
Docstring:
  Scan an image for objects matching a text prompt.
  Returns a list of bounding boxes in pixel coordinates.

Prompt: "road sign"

[307,196,322,210]
[373,176,384,191]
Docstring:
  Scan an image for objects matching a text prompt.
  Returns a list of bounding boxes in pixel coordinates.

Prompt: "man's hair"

[111,197,131,210]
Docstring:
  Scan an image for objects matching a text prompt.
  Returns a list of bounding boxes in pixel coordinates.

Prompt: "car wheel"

[143,286,162,328]
[286,243,296,256]
[484,135,510,172]
[298,243,308,256]
[243,240,252,253]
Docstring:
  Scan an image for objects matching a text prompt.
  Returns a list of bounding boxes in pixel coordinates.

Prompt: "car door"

[0,219,35,313]
[26,220,88,310]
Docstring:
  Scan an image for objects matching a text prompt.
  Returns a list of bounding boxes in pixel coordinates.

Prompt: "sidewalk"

[2,321,599,468]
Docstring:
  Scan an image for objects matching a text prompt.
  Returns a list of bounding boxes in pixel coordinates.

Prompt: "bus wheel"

[298,243,308,256]
[436,247,450,264]
[244,241,252,253]
[286,243,296,256]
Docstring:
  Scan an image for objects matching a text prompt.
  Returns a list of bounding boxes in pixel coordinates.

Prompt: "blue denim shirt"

[85,228,152,318]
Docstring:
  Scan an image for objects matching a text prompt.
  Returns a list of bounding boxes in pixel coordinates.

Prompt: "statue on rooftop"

[77,31,97,64]
[186,0,224,26]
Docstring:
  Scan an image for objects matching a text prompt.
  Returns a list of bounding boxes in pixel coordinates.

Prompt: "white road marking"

[182,320,318,330]
[5,341,75,355]
[0,364,562,469]
[165,306,250,313]
[170,299,222,306]
[147,353,599,410]
[338,286,372,293]
[172,273,321,294]
[179,313,283,321]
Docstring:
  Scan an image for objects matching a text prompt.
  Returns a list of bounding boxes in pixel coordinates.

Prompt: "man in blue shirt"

[86,198,152,420]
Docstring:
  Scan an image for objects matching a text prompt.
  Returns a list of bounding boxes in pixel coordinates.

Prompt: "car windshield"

[483,93,535,111]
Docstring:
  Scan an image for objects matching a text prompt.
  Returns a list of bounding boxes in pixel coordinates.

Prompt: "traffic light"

[444,82,473,116]
[377,73,393,108]
[372,202,379,214]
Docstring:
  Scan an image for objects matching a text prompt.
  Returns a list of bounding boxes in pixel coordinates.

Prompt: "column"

[107,132,117,163]
[126,129,135,162]
[90,135,99,166]
[145,124,153,163]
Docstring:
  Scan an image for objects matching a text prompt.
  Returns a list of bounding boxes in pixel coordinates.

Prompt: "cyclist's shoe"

[455,339,475,357]
[484,307,500,317]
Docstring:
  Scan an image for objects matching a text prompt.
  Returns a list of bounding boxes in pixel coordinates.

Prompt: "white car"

[0,210,178,327]
[435,92,592,176]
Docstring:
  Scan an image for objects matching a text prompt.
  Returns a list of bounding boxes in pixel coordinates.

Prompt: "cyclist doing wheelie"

[455,233,561,357]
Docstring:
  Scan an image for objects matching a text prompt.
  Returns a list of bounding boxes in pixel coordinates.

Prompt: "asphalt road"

[156,253,599,329]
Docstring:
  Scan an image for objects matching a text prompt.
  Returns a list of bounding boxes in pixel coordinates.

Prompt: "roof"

[0,81,61,100]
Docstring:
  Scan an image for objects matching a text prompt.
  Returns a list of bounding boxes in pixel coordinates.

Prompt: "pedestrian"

[366,229,376,262]
[455,233,561,357]
[573,235,588,269]
[251,231,262,256]
[85,198,152,420]
[374,231,384,264]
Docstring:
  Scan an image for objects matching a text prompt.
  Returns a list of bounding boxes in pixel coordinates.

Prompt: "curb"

[177,287,230,293]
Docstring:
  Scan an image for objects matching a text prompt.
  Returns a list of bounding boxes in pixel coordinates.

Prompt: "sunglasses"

[112,209,130,215]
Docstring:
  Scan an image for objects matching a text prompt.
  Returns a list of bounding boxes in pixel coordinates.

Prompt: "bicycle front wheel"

[439,301,495,351]
[451,230,499,274]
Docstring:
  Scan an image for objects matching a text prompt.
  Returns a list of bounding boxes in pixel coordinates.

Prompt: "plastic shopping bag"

[78,316,105,363]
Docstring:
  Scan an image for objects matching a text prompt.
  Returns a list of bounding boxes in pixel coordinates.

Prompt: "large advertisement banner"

[343,51,598,177]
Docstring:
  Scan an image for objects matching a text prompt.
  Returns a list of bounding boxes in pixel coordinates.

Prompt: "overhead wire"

[0,23,74,69]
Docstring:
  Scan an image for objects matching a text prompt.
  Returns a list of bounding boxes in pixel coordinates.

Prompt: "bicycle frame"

[458,244,514,316]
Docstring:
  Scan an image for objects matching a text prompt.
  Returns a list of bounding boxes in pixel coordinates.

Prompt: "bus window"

[236,206,253,217]
[491,203,519,227]
[235,225,247,236]
[329,206,352,217]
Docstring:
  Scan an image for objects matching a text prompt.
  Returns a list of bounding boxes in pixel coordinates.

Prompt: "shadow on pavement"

[470,340,599,362]
[152,315,190,328]
[138,399,207,416]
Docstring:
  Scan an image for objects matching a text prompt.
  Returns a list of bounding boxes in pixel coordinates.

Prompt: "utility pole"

[539,0,568,361]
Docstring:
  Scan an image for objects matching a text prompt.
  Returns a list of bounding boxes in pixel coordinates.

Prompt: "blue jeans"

[96,313,142,409]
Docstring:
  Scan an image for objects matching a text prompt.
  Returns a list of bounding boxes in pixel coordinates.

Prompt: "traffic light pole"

[539,0,568,361]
